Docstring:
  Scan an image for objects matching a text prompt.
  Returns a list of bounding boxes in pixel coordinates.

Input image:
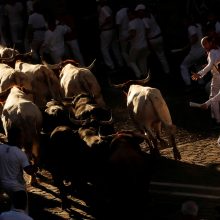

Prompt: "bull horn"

[69,112,85,126]
[41,57,61,69]
[110,70,151,89]
[18,49,33,57]
[86,59,96,70]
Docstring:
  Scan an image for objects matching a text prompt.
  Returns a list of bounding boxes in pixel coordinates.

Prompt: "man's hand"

[191,72,201,81]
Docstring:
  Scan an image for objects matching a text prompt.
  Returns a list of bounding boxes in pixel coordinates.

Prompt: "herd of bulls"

[0,45,181,219]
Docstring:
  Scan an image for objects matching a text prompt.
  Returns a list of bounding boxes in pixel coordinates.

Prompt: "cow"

[111,74,181,160]
[0,86,43,182]
[43,59,107,108]
[14,61,63,108]
[0,63,32,92]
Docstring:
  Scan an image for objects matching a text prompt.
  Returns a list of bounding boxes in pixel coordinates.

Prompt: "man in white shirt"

[40,16,71,64]
[27,1,46,63]
[98,0,123,71]
[192,36,220,125]
[135,4,170,75]
[180,17,205,90]
[116,4,129,66]
[127,8,150,79]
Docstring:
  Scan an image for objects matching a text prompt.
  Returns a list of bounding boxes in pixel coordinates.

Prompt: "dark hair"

[7,126,22,147]
[11,191,27,210]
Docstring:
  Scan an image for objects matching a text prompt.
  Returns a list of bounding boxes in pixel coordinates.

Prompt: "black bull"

[41,126,155,214]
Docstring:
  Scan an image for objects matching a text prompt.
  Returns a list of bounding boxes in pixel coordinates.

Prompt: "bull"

[0,86,43,182]
[43,59,106,108]
[111,74,181,160]
[14,61,63,108]
[0,63,32,92]
[92,130,155,219]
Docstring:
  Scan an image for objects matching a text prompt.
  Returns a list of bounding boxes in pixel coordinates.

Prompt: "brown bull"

[43,59,106,108]
[15,61,63,108]
[0,86,43,180]
[0,63,32,92]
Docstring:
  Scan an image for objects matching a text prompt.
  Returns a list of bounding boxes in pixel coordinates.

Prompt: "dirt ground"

[24,67,220,220]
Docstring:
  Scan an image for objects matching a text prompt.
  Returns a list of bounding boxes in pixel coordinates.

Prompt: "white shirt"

[0,209,33,220]
[198,48,220,77]
[142,14,161,39]
[128,18,148,49]
[116,7,129,40]
[28,12,46,41]
[98,5,113,30]
[42,24,71,54]
[4,2,23,25]
[0,144,30,192]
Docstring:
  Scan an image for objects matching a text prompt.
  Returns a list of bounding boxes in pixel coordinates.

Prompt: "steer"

[0,86,43,182]
[43,59,106,108]
[112,74,181,160]
[14,61,63,108]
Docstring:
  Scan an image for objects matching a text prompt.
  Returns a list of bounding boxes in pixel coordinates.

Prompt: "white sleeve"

[198,52,215,77]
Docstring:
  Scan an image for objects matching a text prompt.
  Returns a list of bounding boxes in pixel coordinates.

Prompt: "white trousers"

[128,47,150,78]
[149,36,170,74]
[100,29,123,70]
[210,74,220,122]
[66,39,85,66]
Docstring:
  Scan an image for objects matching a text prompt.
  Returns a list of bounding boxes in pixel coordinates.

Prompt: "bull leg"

[144,128,160,157]
[154,123,168,149]
[170,134,181,160]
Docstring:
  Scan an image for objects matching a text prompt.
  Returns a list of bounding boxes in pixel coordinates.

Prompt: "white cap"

[135,4,146,11]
